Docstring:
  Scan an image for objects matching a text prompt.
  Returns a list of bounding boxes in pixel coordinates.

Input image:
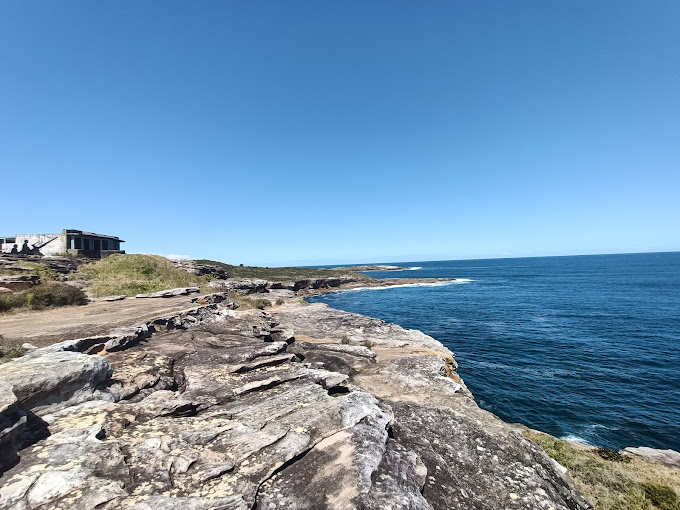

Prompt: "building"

[0,229,125,258]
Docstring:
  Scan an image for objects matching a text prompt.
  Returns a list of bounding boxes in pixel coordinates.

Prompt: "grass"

[78,254,209,297]
[524,430,680,510]
[19,262,59,281]
[0,262,58,280]
[194,259,370,282]
[0,335,26,363]
[0,282,87,313]
[227,292,271,310]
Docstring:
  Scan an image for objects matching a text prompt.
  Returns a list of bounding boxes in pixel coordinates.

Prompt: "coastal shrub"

[78,254,208,297]
[275,298,285,306]
[362,339,373,350]
[641,482,680,510]
[26,283,87,309]
[0,292,28,312]
[0,283,86,312]
[597,448,632,463]
[0,335,25,363]
[524,430,680,510]
[340,335,350,345]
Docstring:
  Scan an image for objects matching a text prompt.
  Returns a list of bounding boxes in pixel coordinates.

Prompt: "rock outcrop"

[622,447,680,469]
[136,287,200,298]
[0,300,592,509]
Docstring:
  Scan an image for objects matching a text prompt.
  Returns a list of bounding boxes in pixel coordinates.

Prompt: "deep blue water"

[308,253,680,451]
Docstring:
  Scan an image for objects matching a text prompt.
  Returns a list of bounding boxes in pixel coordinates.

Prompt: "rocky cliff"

[0,297,592,509]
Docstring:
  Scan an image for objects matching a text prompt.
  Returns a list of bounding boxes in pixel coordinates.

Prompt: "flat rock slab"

[135,287,200,298]
[0,294,202,346]
[623,447,680,468]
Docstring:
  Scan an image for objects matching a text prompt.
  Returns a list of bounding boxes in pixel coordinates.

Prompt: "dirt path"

[0,295,199,346]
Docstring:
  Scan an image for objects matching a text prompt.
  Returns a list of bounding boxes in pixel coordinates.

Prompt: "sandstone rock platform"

[0,300,592,509]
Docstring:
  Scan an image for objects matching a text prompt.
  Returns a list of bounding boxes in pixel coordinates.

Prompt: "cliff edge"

[0,295,591,509]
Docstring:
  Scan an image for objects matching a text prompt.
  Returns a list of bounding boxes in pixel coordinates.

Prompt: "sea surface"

[308,252,680,451]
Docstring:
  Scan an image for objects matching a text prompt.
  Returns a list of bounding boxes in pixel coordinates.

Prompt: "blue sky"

[1,1,678,265]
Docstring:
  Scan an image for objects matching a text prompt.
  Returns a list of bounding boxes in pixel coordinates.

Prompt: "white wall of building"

[0,233,66,255]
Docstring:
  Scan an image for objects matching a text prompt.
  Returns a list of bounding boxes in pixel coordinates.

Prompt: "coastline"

[1,269,678,508]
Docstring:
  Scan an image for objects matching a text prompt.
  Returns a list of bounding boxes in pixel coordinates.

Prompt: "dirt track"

[0,295,199,346]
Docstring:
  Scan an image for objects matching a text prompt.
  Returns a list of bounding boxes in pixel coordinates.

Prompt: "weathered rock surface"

[622,446,680,468]
[136,287,200,298]
[0,301,592,509]
[0,275,40,292]
[209,279,269,295]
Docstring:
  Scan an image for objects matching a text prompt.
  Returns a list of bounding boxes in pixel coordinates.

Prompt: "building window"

[94,239,101,251]
[83,238,90,250]
[101,240,108,250]
[74,238,82,250]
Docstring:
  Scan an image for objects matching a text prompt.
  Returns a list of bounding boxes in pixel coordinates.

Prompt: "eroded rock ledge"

[0,301,591,510]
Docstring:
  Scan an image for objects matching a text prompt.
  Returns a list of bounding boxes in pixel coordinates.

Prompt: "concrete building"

[0,229,125,258]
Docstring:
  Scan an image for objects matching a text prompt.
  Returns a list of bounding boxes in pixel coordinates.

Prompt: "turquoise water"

[309,252,680,450]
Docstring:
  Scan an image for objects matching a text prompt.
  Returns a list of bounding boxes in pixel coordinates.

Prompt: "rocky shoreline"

[0,277,594,510]
[1,269,678,509]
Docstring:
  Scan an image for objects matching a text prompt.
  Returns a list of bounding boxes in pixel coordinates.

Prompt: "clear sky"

[1,1,678,266]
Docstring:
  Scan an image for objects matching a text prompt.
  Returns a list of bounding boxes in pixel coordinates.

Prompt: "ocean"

[308,252,680,451]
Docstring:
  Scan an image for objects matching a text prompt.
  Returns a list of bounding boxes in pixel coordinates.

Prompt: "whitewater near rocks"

[0,295,591,509]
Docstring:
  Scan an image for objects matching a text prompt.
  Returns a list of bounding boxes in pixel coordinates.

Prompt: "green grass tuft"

[78,254,208,297]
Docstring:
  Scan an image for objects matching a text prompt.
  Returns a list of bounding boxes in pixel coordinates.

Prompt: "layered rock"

[0,300,592,509]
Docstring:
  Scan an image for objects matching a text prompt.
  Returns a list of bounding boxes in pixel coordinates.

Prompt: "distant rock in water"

[331,264,406,271]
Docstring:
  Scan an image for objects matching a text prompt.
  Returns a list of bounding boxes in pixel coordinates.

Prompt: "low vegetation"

[195,259,369,282]
[524,430,680,510]
[0,335,26,363]
[0,282,87,313]
[227,292,271,310]
[78,254,209,297]
[0,262,58,280]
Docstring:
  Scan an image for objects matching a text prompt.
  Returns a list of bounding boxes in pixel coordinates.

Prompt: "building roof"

[63,229,125,242]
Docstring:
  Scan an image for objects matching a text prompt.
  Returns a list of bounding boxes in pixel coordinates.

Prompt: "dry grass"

[524,430,680,510]
[78,254,209,297]
[0,335,26,363]
[227,292,271,310]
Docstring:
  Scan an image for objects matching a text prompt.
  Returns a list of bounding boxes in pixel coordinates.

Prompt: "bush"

[641,482,680,510]
[26,283,87,309]
[78,254,207,297]
[0,335,25,363]
[597,448,631,463]
[340,335,350,345]
[362,339,373,349]
[0,292,28,312]
[0,283,86,312]
[275,298,285,305]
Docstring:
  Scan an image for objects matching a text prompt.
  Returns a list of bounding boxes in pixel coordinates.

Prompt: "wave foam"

[560,434,592,446]
[333,279,474,293]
